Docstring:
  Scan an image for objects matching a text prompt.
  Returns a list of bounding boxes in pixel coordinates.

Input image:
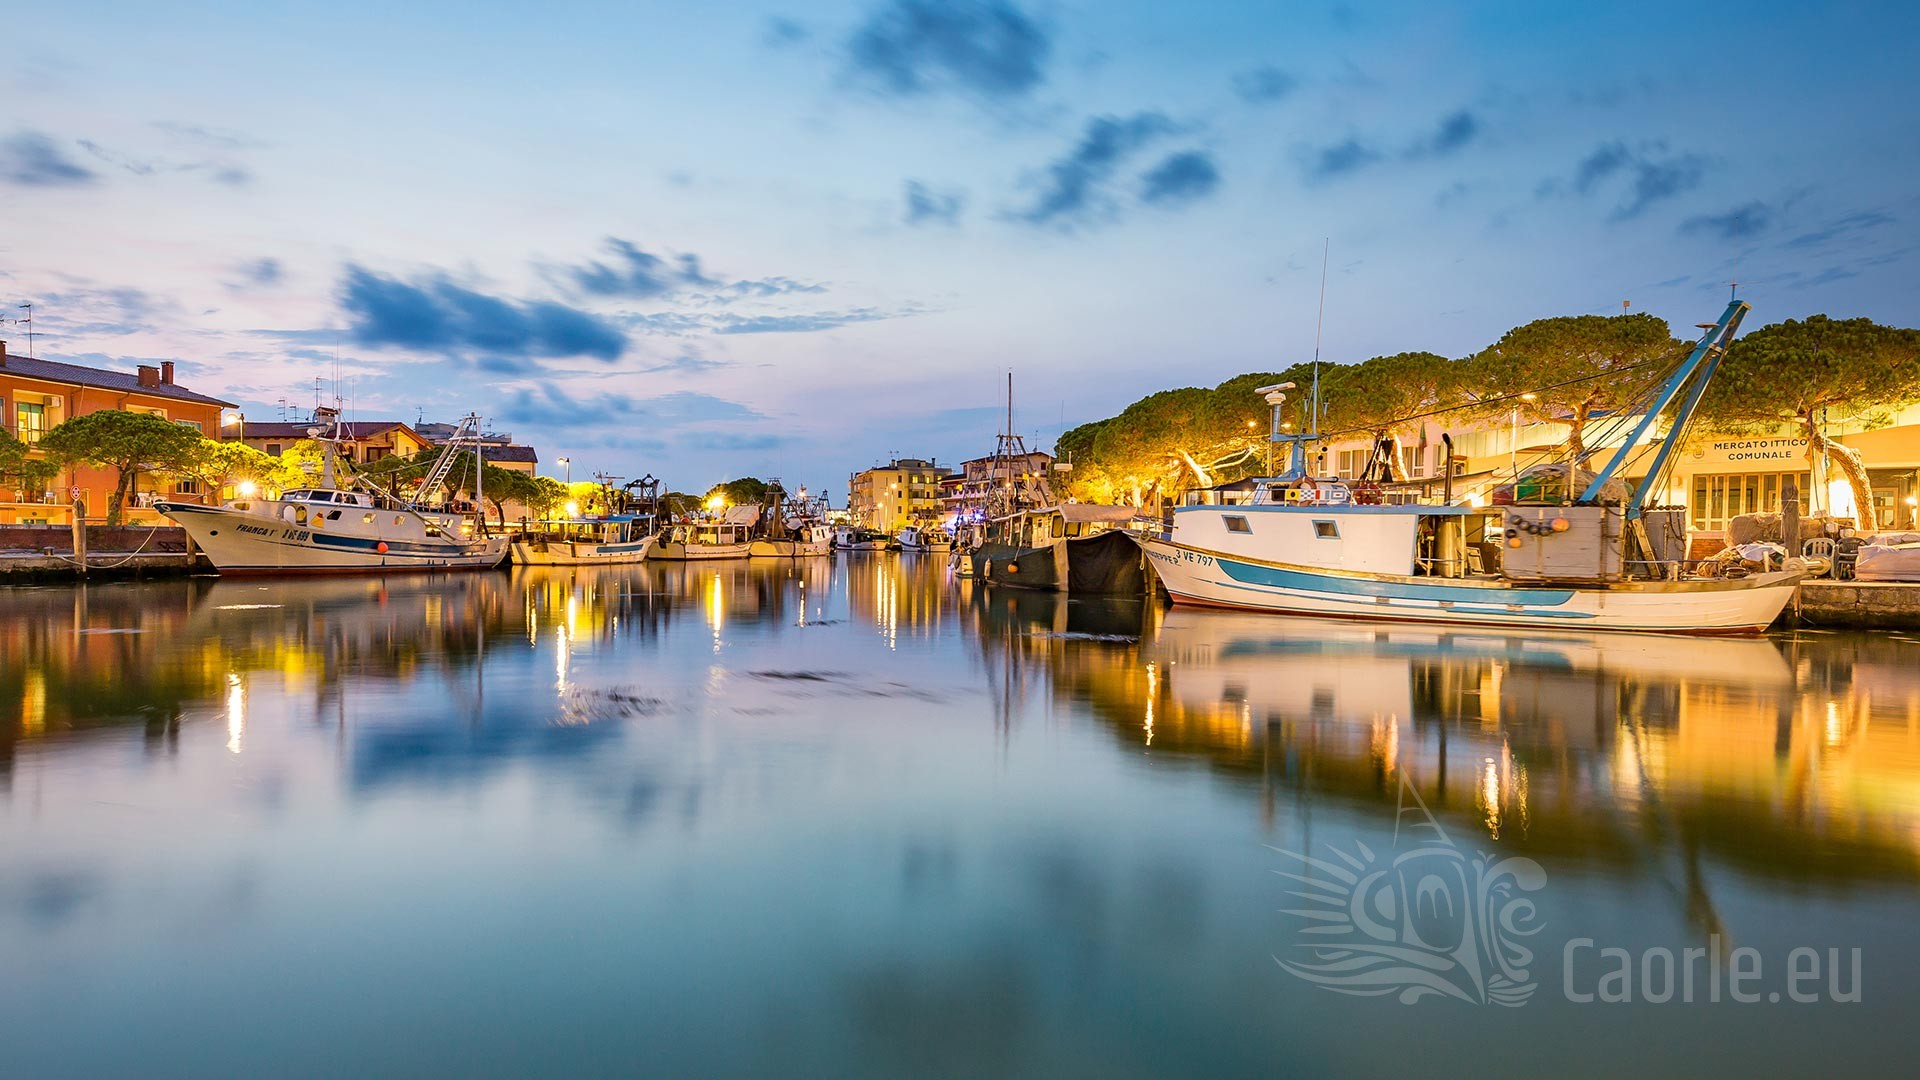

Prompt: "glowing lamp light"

[1466,492,1485,508]
[235,480,257,498]
[564,500,580,517]
[705,494,727,512]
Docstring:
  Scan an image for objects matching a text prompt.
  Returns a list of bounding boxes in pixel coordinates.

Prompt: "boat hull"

[652,540,755,561]
[749,538,832,557]
[156,502,507,574]
[973,540,1067,591]
[1137,537,1799,635]
[512,535,656,565]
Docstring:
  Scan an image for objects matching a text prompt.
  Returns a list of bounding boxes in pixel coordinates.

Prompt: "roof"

[1057,503,1139,524]
[240,420,427,442]
[0,354,235,407]
[483,444,538,463]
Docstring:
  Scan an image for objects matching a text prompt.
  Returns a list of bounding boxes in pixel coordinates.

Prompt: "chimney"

[0,339,8,367]
[161,360,175,384]
[138,364,161,388]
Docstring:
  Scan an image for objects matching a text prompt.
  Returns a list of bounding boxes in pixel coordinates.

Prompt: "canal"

[3,557,1917,1077]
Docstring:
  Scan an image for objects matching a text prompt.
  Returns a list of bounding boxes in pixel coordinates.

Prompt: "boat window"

[1224,515,1252,534]
[1313,520,1340,539]
[327,510,343,520]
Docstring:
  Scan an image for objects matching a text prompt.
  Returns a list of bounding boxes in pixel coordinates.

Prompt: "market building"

[0,342,234,525]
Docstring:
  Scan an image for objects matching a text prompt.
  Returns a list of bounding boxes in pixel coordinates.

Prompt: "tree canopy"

[0,429,60,497]
[1699,315,1920,520]
[38,410,204,523]
[1465,313,1682,458]
[705,477,769,507]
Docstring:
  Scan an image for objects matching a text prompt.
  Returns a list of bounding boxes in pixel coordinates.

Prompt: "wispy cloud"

[713,308,903,334]
[903,179,966,225]
[1782,210,1896,249]
[0,131,95,187]
[1305,138,1379,181]
[763,16,810,48]
[1138,151,1220,206]
[844,0,1051,101]
[1679,201,1773,240]
[499,383,760,428]
[1007,112,1178,228]
[1549,140,1708,220]
[338,265,628,361]
[1230,65,1296,104]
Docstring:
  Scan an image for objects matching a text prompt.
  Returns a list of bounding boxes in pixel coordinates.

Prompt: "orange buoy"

[376,541,389,554]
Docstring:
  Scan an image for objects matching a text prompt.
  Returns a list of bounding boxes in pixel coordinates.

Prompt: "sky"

[4,0,1918,498]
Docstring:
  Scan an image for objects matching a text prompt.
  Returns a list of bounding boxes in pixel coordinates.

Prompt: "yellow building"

[848,457,948,530]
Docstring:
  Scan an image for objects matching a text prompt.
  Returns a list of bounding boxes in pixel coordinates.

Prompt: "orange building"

[0,340,235,525]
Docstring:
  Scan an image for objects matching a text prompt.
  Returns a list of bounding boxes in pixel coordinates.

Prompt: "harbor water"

[3,557,1918,1077]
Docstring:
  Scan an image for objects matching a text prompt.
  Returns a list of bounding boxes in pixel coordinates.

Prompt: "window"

[175,419,202,433]
[1690,472,1808,532]
[175,479,201,495]
[266,443,283,456]
[1224,515,1252,534]
[1335,449,1362,480]
[14,401,48,445]
[1313,520,1340,539]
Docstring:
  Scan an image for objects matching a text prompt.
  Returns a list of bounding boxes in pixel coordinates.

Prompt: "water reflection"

[4,559,1920,1075]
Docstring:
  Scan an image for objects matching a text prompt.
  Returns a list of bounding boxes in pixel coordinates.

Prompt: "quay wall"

[1789,581,1920,630]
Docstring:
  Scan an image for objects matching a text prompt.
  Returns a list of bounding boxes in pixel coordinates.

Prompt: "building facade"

[0,342,233,525]
[237,419,433,465]
[848,458,948,530]
[944,450,1055,522]
[1314,407,1920,539]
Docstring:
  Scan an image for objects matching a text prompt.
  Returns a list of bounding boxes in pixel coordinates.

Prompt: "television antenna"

[16,303,33,358]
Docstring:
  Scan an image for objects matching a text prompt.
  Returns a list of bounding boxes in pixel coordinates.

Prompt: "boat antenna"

[1310,238,1328,438]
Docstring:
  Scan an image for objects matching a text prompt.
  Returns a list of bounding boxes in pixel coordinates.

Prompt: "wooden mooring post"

[70,498,87,577]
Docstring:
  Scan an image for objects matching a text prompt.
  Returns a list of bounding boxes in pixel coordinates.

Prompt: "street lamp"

[557,456,571,486]
[221,410,245,440]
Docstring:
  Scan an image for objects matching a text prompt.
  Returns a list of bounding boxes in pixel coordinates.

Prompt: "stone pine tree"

[1698,315,1920,525]
[1467,313,1683,462]
[1317,352,1458,480]
[38,410,204,524]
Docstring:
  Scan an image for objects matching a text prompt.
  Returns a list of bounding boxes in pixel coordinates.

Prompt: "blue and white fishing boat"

[1137,300,1801,635]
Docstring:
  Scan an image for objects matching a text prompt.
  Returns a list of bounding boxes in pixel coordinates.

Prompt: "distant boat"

[512,515,657,566]
[833,526,891,551]
[750,523,834,558]
[652,510,758,560]
[156,411,508,575]
[896,524,951,553]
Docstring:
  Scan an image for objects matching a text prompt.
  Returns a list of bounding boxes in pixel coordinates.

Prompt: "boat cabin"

[279,488,375,508]
[669,521,752,546]
[992,504,1138,549]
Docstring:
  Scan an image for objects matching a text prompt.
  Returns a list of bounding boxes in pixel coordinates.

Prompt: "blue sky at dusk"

[4,0,1917,495]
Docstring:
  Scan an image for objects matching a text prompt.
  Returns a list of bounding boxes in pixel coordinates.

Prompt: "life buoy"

[1296,478,1321,505]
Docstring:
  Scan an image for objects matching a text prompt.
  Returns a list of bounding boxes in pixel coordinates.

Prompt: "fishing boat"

[512,514,657,566]
[833,526,892,551]
[749,483,834,557]
[155,411,508,574]
[1136,300,1801,635]
[896,524,952,553]
[652,506,758,560]
[972,504,1143,592]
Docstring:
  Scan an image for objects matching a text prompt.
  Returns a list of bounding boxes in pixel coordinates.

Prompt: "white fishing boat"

[512,515,657,566]
[1137,300,1801,635]
[833,526,891,551]
[155,412,508,575]
[750,524,834,558]
[896,524,951,553]
[652,506,758,560]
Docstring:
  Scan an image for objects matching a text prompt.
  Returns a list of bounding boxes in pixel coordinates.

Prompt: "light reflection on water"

[2,557,1918,1077]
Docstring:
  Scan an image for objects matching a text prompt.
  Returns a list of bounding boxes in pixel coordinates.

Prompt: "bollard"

[70,498,88,576]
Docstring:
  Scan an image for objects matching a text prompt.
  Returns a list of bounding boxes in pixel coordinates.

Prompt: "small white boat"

[750,523,834,558]
[156,412,508,574]
[834,526,891,551]
[512,515,657,566]
[896,524,952,552]
[652,517,756,560]
[1137,300,1800,636]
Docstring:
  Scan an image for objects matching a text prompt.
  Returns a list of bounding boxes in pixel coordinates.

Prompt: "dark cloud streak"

[845,0,1051,101]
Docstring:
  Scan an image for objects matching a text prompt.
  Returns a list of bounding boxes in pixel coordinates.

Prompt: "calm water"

[4,558,1919,1078]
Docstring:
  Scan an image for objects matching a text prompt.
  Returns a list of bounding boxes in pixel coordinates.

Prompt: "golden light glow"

[706,494,728,512]
[235,480,258,498]
[564,500,581,518]
[225,672,246,754]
